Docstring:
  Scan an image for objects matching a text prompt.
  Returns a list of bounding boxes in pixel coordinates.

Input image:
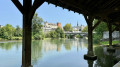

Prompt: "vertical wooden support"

[87,22,93,56]
[12,0,45,67]
[22,0,32,67]
[107,22,115,52]
[108,23,112,46]
[87,60,93,67]
[119,29,120,43]
[83,15,98,60]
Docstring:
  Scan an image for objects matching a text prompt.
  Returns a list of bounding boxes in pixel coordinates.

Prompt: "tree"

[82,26,88,32]
[50,31,57,38]
[55,27,61,38]
[55,27,65,38]
[32,13,44,40]
[14,25,22,37]
[32,13,43,36]
[60,29,65,38]
[93,20,108,44]
[0,24,15,39]
[63,24,73,32]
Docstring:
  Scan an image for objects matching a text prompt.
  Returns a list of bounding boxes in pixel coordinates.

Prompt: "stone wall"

[103,31,120,39]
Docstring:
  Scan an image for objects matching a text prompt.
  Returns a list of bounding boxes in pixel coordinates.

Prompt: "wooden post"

[108,23,112,46]
[12,0,45,67]
[21,0,33,67]
[107,22,115,52]
[119,29,120,43]
[11,0,44,67]
[87,22,94,56]
[83,15,99,60]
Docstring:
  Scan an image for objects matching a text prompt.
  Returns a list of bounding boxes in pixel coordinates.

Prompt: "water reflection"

[0,41,22,67]
[94,46,115,67]
[32,40,43,64]
[0,39,118,67]
[31,39,88,66]
[0,41,22,51]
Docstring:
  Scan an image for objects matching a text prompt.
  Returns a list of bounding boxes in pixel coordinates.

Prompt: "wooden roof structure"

[46,0,120,25]
[11,1,120,66]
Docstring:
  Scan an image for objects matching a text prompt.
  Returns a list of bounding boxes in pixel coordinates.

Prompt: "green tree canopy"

[32,13,43,35]
[55,27,65,38]
[82,26,88,32]
[32,13,44,40]
[14,25,22,37]
[0,24,15,39]
[63,24,73,32]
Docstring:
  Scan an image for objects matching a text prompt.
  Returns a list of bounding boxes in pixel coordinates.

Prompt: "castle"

[43,21,61,33]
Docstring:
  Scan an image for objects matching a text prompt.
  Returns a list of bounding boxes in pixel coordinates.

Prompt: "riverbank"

[0,37,22,41]
[100,40,120,45]
[0,37,65,41]
[0,37,119,46]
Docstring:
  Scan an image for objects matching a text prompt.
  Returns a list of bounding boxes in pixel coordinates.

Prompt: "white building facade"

[72,22,85,32]
[43,21,61,33]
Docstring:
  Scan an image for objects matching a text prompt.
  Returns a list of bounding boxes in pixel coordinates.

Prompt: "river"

[0,38,116,67]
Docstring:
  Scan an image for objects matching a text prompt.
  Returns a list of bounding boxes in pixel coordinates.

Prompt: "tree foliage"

[93,20,108,44]
[14,25,22,37]
[55,27,65,38]
[0,24,22,40]
[82,26,88,32]
[45,27,65,38]
[32,13,44,40]
[63,24,73,32]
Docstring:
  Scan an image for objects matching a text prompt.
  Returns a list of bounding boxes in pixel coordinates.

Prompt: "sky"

[0,0,87,28]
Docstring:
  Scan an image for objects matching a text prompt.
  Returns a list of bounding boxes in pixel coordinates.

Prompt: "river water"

[0,39,116,67]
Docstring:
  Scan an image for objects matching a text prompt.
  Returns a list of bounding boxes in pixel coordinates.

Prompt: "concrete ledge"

[84,54,97,60]
[113,61,120,67]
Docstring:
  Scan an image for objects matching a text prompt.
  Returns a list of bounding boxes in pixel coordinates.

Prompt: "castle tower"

[57,22,61,28]
[77,21,79,27]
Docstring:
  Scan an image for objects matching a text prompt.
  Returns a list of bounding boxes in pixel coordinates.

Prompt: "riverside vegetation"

[0,13,119,45]
[0,13,65,40]
[0,13,81,40]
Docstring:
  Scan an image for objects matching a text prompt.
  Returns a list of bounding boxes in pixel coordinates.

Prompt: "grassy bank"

[0,37,22,41]
[100,40,120,45]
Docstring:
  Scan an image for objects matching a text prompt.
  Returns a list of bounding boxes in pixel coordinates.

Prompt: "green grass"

[100,40,120,45]
[12,37,22,40]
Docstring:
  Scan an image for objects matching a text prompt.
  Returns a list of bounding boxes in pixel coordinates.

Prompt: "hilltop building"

[72,22,85,32]
[0,25,3,28]
[43,21,61,32]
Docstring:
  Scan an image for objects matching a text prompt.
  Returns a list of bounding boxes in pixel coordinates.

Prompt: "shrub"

[34,33,44,40]
[75,34,83,38]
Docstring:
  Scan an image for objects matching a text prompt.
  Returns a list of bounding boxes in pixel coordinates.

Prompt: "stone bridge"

[64,31,88,36]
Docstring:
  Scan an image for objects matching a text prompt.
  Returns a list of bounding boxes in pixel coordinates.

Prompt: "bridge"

[64,31,88,36]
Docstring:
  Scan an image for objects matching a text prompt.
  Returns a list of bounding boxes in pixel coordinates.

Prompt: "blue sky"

[0,0,87,28]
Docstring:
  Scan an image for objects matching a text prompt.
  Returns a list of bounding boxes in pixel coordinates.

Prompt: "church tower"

[77,21,79,27]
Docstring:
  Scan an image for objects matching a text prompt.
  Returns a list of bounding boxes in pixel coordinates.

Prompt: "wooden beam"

[29,0,45,21]
[11,0,23,14]
[32,0,45,10]
[83,15,89,24]
[112,26,117,33]
[92,20,101,31]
